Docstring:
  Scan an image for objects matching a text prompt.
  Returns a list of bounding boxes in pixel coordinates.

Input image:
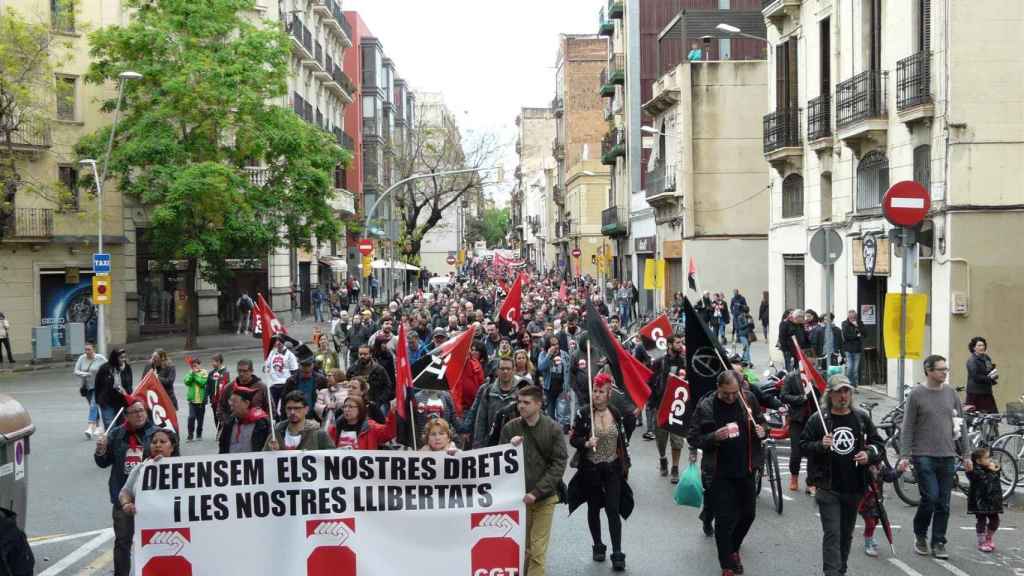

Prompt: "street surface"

[4,341,1022,575]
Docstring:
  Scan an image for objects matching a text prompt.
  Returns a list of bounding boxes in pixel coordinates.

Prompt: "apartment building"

[512,108,557,272]
[416,91,467,275]
[598,2,630,288]
[763,0,1024,403]
[552,34,612,278]
[643,8,769,308]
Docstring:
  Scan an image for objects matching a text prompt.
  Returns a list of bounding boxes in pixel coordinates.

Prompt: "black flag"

[585,300,652,408]
[682,296,732,424]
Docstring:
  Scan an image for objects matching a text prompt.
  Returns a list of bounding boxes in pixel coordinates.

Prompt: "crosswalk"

[30,529,113,575]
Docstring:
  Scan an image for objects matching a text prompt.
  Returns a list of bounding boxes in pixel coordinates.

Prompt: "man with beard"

[219,386,272,454]
[217,359,270,417]
[346,344,393,422]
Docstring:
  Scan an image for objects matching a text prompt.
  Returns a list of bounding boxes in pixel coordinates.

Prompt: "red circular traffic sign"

[357,239,373,256]
[446,255,456,265]
[571,248,582,258]
[882,181,930,227]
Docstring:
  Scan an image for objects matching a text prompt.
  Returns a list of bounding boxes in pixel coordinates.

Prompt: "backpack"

[486,395,519,447]
[0,508,33,576]
[238,294,253,310]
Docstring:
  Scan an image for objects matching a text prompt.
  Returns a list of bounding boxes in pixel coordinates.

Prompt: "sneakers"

[931,542,949,559]
[83,427,94,440]
[722,571,736,576]
[610,552,625,572]
[659,457,668,477]
[670,466,680,484]
[985,531,996,552]
[729,552,744,575]
[978,532,991,553]
[913,537,929,556]
[592,544,606,562]
[642,431,656,441]
[788,476,799,491]
[864,537,879,557]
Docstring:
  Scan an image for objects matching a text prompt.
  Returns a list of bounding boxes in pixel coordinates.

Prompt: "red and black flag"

[496,272,525,337]
[395,323,413,421]
[255,293,293,358]
[687,256,698,292]
[682,296,731,424]
[411,326,476,415]
[657,372,691,436]
[585,299,652,409]
[637,313,673,360]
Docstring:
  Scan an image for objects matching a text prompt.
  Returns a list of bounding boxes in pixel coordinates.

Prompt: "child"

[183,358,209,441]
[859,461,897,557]
[967,447,1004,552]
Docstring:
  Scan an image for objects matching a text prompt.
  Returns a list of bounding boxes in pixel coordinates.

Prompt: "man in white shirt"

[263,336,298,419]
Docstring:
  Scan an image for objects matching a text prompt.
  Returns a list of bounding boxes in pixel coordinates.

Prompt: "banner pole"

[104,407,125,434]
[409,396,418,450]
[792,336,829,434]
[587,341,595,430]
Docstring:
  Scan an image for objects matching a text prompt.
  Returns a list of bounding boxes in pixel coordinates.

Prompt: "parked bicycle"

[754,408,785,515]
[990,396,1024,488]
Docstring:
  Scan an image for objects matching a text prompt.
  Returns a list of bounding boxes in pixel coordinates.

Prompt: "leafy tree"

[464,206,509,249]
[0,2,75,234]
[77,0,351,348]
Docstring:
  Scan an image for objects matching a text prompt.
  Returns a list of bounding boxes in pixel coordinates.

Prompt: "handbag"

[78,358,96,397]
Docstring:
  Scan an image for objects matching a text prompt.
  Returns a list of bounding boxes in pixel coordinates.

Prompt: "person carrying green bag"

[675,462,703,507]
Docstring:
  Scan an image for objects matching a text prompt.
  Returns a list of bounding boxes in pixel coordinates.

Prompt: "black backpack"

[0,508,33,576]
[486,397,519,447]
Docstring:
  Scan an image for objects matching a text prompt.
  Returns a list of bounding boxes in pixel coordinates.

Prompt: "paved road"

[6,342,1023,575]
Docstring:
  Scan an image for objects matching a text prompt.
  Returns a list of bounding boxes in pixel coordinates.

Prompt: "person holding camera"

[965,336,998,413]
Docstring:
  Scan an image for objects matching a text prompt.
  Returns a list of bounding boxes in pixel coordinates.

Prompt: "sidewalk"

[0,318,322,377]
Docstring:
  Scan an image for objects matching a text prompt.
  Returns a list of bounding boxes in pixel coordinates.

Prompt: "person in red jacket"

[458,343,486,413]
[330,396,396,450]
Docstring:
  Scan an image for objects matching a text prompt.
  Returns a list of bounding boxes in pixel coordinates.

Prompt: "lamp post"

[714,23,770,44]
[79,70,141,357]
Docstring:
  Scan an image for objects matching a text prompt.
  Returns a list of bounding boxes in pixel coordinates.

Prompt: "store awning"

[371,259,420,272]
[319,256,348,273]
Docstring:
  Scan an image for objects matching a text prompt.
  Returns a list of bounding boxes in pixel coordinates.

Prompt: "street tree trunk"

[184,257,199,350]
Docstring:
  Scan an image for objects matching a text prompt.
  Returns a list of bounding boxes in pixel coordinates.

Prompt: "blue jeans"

[618,302,630,327]
[86,389,99,423]
[912,456,956,546]
[739,335,751,364]
[845,352,862,387]
[100,405,117,430]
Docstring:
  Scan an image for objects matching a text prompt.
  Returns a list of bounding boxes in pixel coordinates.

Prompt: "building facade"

[763,0,1024,403]
[513,108,557,271]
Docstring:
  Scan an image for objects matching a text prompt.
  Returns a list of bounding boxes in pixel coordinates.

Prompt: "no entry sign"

[571,247,581,258]
[883,181,930,227]
[358,239,373,256]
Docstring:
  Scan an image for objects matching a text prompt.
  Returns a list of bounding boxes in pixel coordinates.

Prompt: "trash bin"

[0,395,34,531]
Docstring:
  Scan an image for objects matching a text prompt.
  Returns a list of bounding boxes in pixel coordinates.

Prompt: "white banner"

[132,445,525,575]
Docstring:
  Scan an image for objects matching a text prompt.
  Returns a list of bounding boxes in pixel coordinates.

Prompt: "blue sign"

[93,253,111,274]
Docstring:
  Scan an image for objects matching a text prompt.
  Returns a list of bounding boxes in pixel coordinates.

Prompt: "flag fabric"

[496,273,525,337]
[657,373,691,436]
[411,326,476,415]
[395,323,413,420]
[256,293,288,359]
[637,313,673,360]
[682,296,731,426]
[558,282,567,301]
[585,299,652,408]
[687,256,698,292]
[793,337,828,394]
[133,370,180,433]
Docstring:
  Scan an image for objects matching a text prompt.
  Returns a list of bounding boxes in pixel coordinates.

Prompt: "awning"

[371,259,420,272]
[319,256,348,273]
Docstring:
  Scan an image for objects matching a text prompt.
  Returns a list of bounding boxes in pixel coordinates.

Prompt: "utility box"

[0,395,34,531]
[31,327,51,361]
[66,323,85,356]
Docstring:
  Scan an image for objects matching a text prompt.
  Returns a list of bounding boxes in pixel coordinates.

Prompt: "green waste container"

[0,395,34,531]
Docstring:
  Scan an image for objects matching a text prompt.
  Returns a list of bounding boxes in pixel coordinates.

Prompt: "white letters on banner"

[132,445,525,575]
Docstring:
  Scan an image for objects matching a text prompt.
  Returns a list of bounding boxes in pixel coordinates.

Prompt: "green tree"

[77,0,350,348]
[0,2,75,234]
[464,206,509,249]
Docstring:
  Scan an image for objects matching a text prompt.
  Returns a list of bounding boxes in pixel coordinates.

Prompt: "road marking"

[960,526,1016,531]
[38,529,113,576]
[889,558,928,576]
[30,529,108,548]
[80,549,113,575]
[934,559,973,576]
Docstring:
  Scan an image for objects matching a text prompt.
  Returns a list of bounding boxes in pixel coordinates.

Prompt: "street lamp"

[81,69,141,357]
[640,125,667,136]
[715,23,769,43]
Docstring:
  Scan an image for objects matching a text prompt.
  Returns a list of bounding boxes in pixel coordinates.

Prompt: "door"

[299,263,311,315]
[783,255,805,312]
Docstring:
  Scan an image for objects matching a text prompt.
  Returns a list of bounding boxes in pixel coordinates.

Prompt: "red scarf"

[235,408,268,441]
[123,420,145,474]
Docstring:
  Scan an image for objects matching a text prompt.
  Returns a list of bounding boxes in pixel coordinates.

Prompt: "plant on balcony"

[0,2,76,236]
[76,0,351,348]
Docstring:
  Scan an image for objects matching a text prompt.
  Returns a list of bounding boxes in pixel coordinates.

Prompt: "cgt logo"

[650,326,667,351]
[139,528,192,576]
[306,518,356,576]
[471,512,520,576]
[144,390,172,429]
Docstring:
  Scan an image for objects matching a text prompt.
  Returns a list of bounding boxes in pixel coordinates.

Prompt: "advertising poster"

[40,270,97,348]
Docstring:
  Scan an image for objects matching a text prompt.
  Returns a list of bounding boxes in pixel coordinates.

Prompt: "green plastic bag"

[674,463,703,508]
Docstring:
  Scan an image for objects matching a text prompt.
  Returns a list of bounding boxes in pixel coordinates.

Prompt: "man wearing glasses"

[897,355,971,560]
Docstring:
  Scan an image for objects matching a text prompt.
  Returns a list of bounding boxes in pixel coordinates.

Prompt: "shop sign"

[852,235,890,276]
[634,236,656,254]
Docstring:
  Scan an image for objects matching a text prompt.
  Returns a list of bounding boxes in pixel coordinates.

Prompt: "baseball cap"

[432,328,448,339]
[827,373,854,392]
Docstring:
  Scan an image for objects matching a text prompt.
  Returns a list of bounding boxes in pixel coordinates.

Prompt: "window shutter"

[787,38,799,110]
[775,44,786,111]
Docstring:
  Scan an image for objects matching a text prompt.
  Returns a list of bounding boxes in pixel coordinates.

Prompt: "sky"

[344,0,606,208]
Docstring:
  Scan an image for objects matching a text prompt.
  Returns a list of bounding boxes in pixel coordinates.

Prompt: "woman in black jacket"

[94,348,133,431]
[144,349,177,409]
[567,373,633,571]
[966,336,998,413]
[780,370,821,493]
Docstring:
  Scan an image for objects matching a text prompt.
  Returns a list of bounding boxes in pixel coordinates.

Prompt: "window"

[783,255,805,311]
[913,145,931,193]
[856,150,889,211]
[782,173,804,218]
[56,75,76,121]
[334,165,347,190]
[820,172,833,222]
[58,165,79,210]
[51,0,74,33]
[775,37,798,112]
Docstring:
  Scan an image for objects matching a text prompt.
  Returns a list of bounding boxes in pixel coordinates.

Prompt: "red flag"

[414,327,476,416]
[793,337,828,394]
[657,373,690,435]
[687,256,698,292]
[638,313,673,358]
[497,273,525,337]
[558,282,567,301]
[584,300,652,408]
[133,370,179,432]
[256,293,287,359]
[395,323,412,420]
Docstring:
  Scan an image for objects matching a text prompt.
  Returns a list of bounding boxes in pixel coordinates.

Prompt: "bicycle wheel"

[992,433,1024,487]
[887,437,920,507]
[987,446,1019,501]
[754,461,764,495]
[768,445,784,515]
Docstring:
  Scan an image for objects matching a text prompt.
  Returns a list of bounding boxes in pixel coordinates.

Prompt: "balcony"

[598,9,614,36]
[601,205,628,237]
[551,137,564,160]
[896,51,933,123]
[552,185,564,205]
[329,188,356,215]
[608,0,624,19]
[245,166,271,187]
[599,69,615,98]
[314,0,352,47]
[609,54,625,85]
[836,70,888,155]
[806,94,833,152]
[0,117,52,152]
[762,0,801,29]
[290,21,314,61]
[324,64,354,103]
[4,208,54,240]
[763,108,802,173]
[646,164,678,203]
[601,129,625,165]
[551,96,564,118]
